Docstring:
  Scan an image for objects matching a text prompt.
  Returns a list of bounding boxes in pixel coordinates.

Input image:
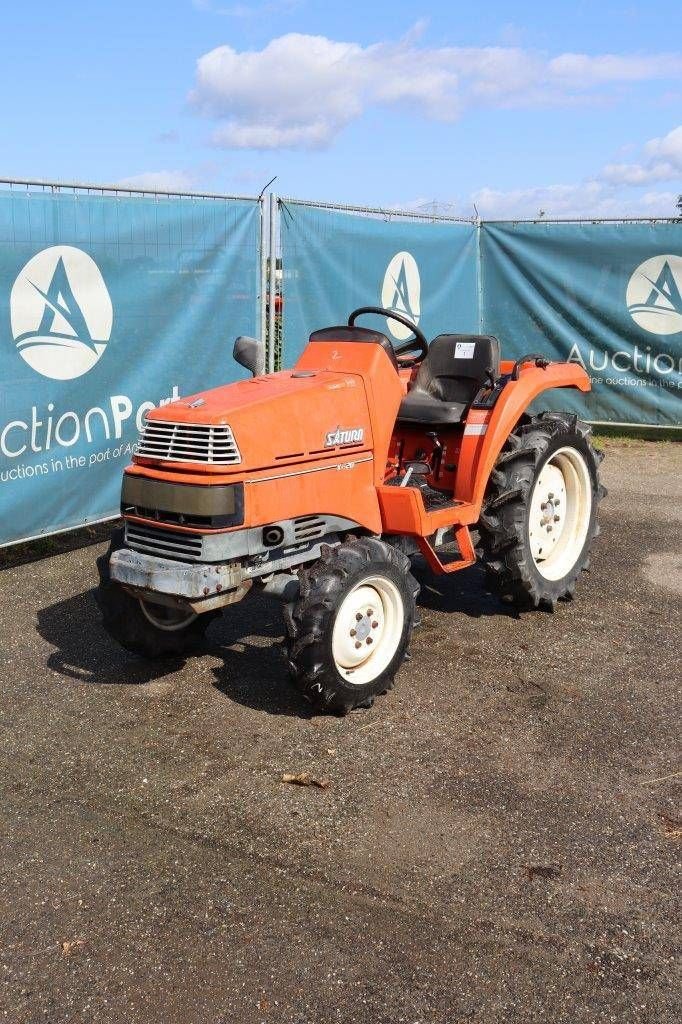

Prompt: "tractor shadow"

[209,566,519,719]
[410,557,519,620]
[35,563,515,714]
[36,587,184,686]
[207,594,315,719]
[36,583,311,716]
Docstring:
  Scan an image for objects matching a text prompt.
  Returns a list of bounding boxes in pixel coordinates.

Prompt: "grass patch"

[592,423,680,445]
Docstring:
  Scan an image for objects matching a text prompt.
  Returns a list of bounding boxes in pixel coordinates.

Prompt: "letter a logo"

[381,251,421,340]
[390,260,414,318]
[10,245,113,379]
[626,254,682,336]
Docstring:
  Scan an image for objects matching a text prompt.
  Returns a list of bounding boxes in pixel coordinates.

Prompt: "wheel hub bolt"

[372,621,379,629]
[366,637,373,645]
[554,514,560,522]
[547,525,553,532]
[355,641,362,650]
[350,628,356,637]
[548,492,554,499]
[355,612,363,621]
[366,609,373,616]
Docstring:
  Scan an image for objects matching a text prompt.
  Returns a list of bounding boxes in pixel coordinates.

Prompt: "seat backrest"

[414,334,500,404]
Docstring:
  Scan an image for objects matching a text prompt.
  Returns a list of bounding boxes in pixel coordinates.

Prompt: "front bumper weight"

[110,548,244,602]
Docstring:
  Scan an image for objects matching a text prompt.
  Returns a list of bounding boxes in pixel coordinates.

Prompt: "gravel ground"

[0,439,680,1024]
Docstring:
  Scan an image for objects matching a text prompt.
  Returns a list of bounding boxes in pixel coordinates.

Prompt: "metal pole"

[267,194,278,373]
[258,196,268,372]
[476,214,484,334]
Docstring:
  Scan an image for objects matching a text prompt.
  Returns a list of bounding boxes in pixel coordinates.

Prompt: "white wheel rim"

[331,576,404,686]
[529,446,592,581]
[139,599,197,632]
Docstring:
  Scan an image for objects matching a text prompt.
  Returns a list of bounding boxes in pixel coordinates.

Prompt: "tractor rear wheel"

[95,527,215,658]
[285,537,418,715]
[478,412,605,610]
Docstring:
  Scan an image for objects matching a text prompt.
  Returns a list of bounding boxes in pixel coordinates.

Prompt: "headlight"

[121,475,244,529]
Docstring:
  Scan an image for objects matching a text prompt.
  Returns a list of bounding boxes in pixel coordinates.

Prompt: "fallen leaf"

[659,813,682,840]
[60,939,86,956]
[326,748,337,756]
[281,772,330,790]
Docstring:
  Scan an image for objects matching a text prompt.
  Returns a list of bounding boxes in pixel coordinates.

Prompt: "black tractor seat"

[398,334,500,425]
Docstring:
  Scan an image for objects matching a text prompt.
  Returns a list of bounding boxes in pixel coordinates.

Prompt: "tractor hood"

[135,369,374,474]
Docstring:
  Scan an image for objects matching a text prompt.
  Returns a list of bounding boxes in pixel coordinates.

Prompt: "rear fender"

[455,362,590,510]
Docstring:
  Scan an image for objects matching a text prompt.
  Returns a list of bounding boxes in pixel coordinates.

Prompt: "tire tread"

[286,536,418,714]
[477,412,603,610]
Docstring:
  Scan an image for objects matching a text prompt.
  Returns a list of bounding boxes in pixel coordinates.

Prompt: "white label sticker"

[455,341,476,359]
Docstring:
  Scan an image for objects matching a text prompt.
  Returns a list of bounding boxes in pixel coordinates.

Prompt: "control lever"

[426,432,443,480]
[399,461,431,488]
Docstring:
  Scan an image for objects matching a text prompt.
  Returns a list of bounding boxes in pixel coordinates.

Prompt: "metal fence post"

[475,213,484,335]
[267,193,278,373]
[258,195,268,373]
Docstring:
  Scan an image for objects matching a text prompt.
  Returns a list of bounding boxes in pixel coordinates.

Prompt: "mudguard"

[455,361,591,509]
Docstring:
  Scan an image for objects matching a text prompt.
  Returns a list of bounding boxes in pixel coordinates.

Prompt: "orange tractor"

[97,308,604,714]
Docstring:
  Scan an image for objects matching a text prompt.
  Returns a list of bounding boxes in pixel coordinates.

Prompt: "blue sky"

[1,0,681,216]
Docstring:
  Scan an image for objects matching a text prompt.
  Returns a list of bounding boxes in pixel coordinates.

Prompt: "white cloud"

[547,53,682,85]
[115,170,195,191]
[394,123,682,219]
[189,29,682,150]
[601,124,682,184]
[212,120,334,149]
[398,183,680,220]
[471,182,604,218]
[645,123,682,162]
[468,182,678,219]
[393,122,682,218]
[191,34,370,150]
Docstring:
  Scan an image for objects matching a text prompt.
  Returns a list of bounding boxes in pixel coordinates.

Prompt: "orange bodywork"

[128,341,403,537]
[123,333,591,573]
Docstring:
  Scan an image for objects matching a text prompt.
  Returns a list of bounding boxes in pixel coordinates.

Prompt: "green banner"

[0,190,261,546]
[480,221,681,426]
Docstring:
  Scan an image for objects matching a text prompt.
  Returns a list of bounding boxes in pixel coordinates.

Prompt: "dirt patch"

[0,441,680,1023]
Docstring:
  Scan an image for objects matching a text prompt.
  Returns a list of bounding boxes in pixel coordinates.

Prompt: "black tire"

[477,412,605,610]
[285,537,419,715]
[95,527,215,658]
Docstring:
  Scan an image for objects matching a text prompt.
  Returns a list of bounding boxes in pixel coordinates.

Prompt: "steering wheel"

[348,306,429,368]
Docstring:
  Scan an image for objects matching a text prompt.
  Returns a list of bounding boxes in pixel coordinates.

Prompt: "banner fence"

[279,199,478,366]
[279,199,681,430]
[0,181,679,546]
[0,182,263,547]
[480,220,681,428]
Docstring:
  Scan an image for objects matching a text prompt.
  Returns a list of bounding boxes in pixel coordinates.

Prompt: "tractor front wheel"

[285,537,418,715]
[478,412,605,610]
[95,527,215,658]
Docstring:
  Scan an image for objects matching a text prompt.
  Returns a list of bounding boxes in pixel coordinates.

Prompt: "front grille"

[125,522,204,562]
[125,506,215,530]
[135,421,241,465]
